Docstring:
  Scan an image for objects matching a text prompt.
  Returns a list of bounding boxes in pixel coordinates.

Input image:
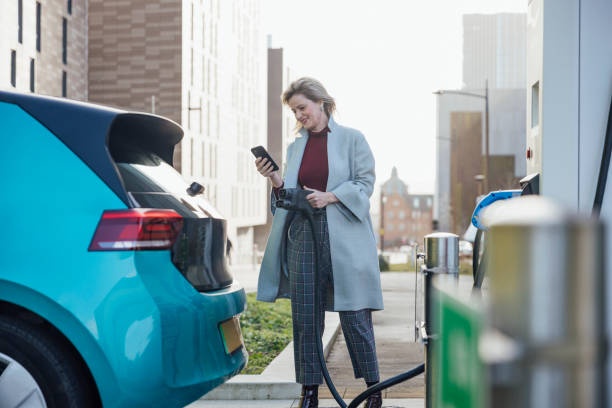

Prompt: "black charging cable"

[276,188,424,408]
[593,96,612,216]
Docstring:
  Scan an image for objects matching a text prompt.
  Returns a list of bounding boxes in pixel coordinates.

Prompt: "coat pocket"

[334,201,360,223]
[288,217,304,244]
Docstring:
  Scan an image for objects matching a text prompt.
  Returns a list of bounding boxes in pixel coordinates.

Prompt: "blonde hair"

[281,77,336,128]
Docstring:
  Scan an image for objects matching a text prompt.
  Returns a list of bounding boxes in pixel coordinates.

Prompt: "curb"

[202,313,341,400]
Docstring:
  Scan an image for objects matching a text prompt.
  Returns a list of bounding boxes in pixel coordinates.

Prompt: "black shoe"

[298,385,319,408]
[363,390,382,408]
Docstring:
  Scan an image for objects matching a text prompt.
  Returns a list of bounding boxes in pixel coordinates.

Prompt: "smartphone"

[250,145,279,172]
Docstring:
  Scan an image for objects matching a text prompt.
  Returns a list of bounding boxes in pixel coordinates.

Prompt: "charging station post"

[418,232,460,408]
[482,197,606,407]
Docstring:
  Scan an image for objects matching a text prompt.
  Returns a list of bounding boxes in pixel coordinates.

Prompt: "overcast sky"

[262,0,527,194]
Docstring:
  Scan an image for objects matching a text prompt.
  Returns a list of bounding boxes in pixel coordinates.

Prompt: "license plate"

[219,316,244,355]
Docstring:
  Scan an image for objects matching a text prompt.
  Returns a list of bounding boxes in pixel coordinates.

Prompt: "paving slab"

[230,263,260,293]
[320,272,425,400]
[187,398,424,407]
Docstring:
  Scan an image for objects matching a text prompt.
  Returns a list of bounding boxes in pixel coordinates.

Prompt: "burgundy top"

[273,126,330,197]
[298,126,330,191]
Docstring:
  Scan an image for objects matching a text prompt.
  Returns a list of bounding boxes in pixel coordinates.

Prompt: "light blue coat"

[256,116,384,311]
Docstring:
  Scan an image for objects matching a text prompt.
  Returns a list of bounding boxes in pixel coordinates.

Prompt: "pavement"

[191,268,425,408]
[321,272,424,401]
[230,263,261,293]
[188,398,424,407]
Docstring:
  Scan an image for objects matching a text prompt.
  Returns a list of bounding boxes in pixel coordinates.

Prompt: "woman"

[255,77,383,408]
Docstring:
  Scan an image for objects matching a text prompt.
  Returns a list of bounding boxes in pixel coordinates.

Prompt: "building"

[435,89,525,234]
[380,167,433,249]
[463,13,526,90]
[1,0,88,99]
[88,0,268,264]
[435,13,526,235]
[253,42,296,255]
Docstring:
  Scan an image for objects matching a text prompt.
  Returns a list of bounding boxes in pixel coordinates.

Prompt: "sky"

[261,0,527,194]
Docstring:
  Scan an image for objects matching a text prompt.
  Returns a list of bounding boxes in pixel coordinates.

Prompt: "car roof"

[0,91,183,205]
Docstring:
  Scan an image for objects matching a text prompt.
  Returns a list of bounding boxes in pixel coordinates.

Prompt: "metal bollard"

[481,197,606,408]
[425,232,460,275]
[422,232,459,408]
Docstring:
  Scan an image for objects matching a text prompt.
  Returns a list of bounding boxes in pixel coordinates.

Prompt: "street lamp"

[474,174,485,197]
[433,79,490,192]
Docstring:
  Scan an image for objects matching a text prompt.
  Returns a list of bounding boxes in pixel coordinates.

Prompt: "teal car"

[0,91,247,407]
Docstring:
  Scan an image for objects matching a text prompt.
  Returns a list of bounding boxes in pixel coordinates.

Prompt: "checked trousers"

[287,209,380,385]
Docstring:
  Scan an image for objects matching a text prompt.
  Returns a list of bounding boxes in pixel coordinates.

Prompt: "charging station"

[421,1,612,406]
[526,0,612,394]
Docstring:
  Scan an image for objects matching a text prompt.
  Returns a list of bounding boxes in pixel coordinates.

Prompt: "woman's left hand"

[304,186,339,209]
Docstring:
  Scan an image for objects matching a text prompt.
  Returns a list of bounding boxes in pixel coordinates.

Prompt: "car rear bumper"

[96,251,247,408]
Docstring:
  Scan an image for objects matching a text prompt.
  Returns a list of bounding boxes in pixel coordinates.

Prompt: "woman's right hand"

[255,157,283,187]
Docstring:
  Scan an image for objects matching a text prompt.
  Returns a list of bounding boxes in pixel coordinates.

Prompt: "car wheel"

[0,315,99,408]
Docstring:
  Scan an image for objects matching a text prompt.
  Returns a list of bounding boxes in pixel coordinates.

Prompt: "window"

[62,71,67,97]
[18,0,23,43]
[393,199,399,207]
[190,138,195,176]
[531,81,540,128]
[213,145,218,178]
[190,2,194,41]
[201,141,206,177]
[187,91,191,129]
[199,97,203,132]
[413,197,420,208]
[201,55,206,92]
[67,0,72,14]
[206,102,210,136]
[216,104,220,138]
[399,211,405,219]
[36,2,41,51]
[62,18,67,64]
[29,58,35,92]
[10,50,16,87]
[387,211,393,218]
[190,48,195,86]
[427,197,432,207]
[208,143,213,178]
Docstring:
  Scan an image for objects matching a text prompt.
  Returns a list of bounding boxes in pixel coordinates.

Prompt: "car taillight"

[88,209,183,251]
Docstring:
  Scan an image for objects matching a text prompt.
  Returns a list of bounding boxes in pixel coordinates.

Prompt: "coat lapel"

[326,116,341,191]
[287,116,341,191]
[284,129,308,188]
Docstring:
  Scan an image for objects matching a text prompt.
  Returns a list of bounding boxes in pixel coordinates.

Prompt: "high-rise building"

[253,43,296,254]
[1,0,88,99]
[435,13,526,235]
[463,13,526,90]
[88,0,268,263]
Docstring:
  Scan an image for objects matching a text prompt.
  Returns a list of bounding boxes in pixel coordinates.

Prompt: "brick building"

[87,0,267,264]
[380,167,433,249]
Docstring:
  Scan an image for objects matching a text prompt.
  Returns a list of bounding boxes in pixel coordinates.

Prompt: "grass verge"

[240,292,293,374]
